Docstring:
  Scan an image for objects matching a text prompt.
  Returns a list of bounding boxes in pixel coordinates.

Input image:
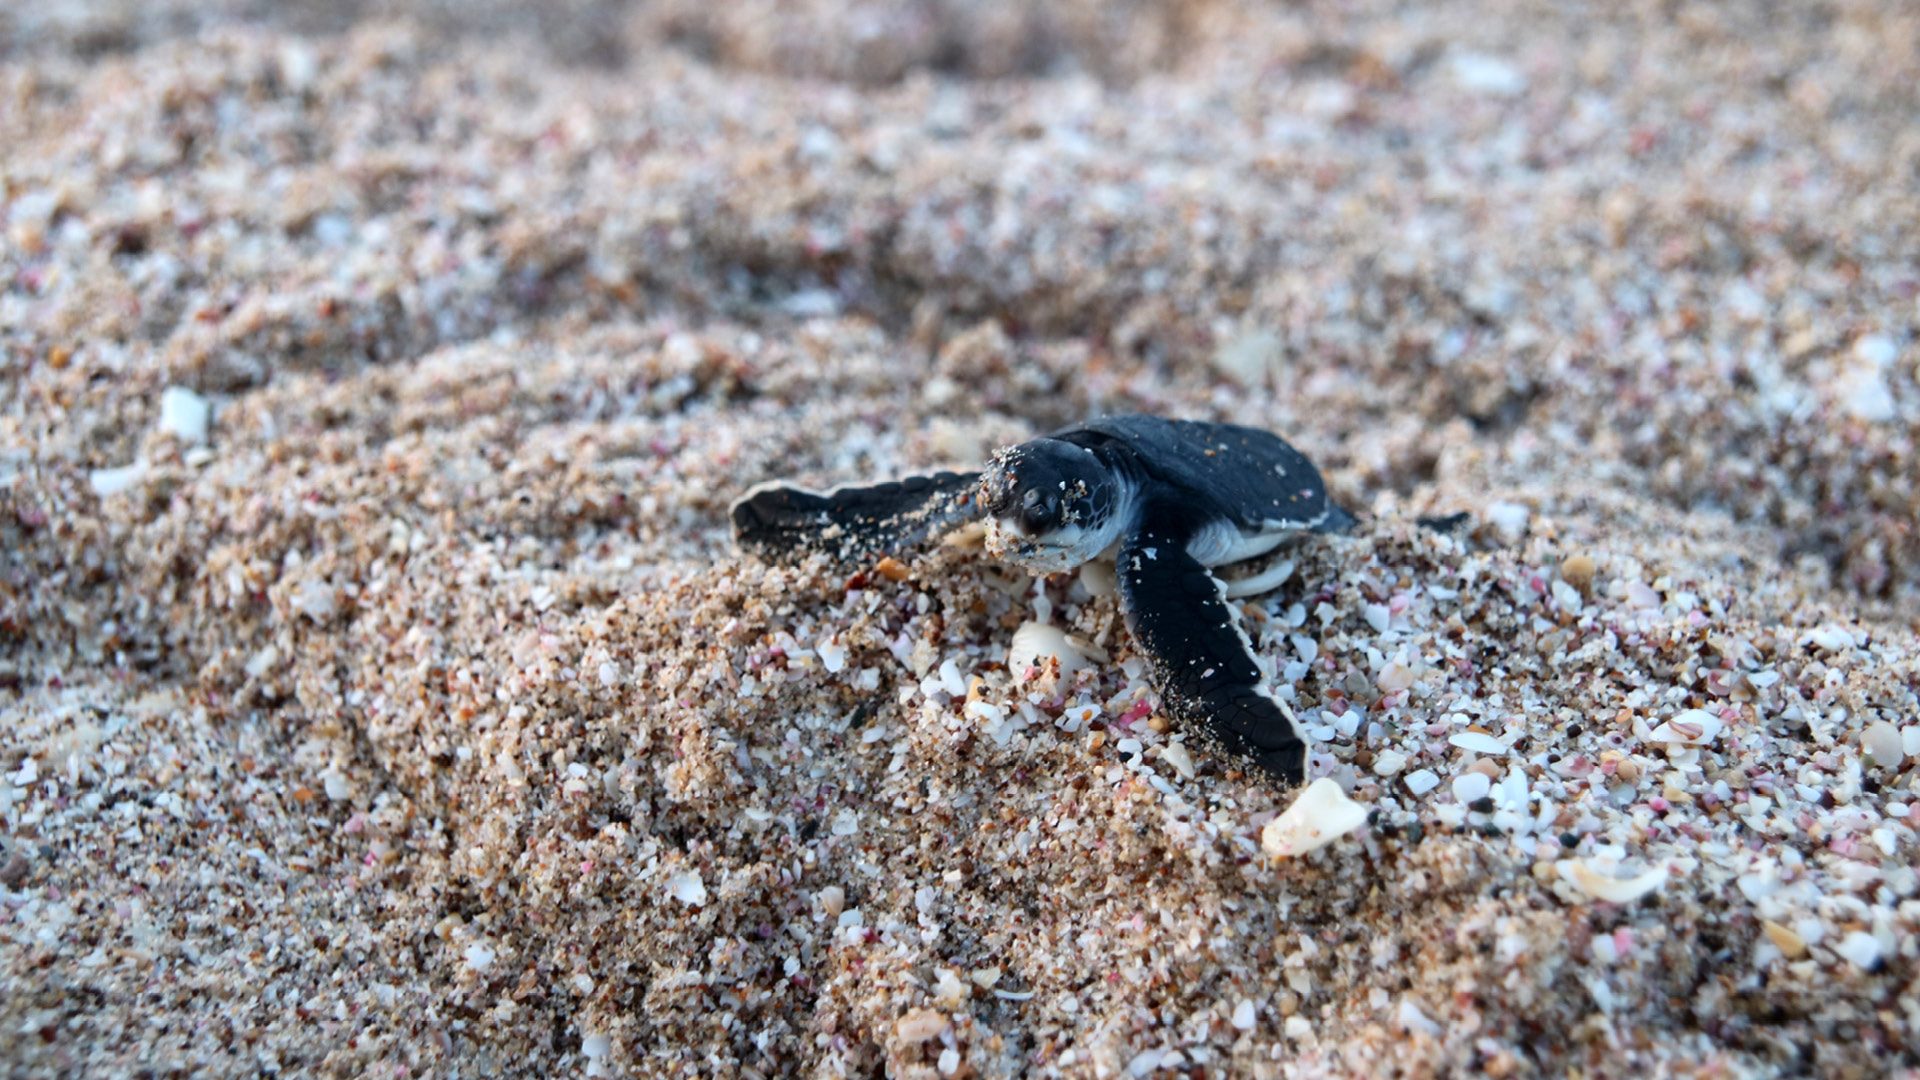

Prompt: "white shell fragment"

[1262,778,1369,858]
[667,869,707,907]
[1159,742,1196,780]
[1862,721,1904,766]
[1449,731,1509,756]
[1648,709,1723,745]
[1008,621,1087,688]
[1559,859,1669,904]
[815,636,849,673]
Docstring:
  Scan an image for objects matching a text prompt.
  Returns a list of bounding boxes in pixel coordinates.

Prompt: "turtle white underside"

[1184,514,1325,568]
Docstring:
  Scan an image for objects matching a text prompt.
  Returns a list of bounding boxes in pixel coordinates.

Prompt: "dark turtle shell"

[1054,415,1340,532]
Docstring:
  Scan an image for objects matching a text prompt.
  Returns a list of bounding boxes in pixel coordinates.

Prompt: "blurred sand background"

[3,1,1918,1076]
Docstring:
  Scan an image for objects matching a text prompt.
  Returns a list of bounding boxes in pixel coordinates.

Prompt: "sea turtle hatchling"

[731,414,1354,785]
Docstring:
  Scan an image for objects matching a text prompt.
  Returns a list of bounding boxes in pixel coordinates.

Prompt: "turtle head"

[979,438,1125,573]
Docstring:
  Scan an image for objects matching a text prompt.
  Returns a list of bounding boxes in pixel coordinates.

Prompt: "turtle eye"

[1019,490,1057,534]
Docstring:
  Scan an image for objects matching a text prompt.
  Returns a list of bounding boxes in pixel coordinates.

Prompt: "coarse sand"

[3,1,1919,1076]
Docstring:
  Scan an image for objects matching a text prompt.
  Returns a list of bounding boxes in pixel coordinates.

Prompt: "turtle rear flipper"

[732,470,982,563]
[1115,511,1306,785]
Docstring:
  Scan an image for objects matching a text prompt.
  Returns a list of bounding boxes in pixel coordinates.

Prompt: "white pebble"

[1377,660,1417,693]
[88,463,146,497]
[322,769,352,802]
[1835,931,1882,970]
[1904,727,1920,759]
[1290,635,1318,664]
[1396,999,1441,1036]
[1803,626,1856,652]
[938,658,967,697]
[1448,731,1509,756]
[1863,721,1904,765]
[1495,770,1528,810]
[831,809,859,836]
[1262,778,1369,858]
[1403,769,1440,796]
[1213,328,1282,387]
[1855,333,1897,368]
[598,661,620,688]
[1452,772,1492,804]
[245,645,281,679]
[1284,1015,1312,1039]
[938,1047,961,1076]
[1551,579,1583,614]
[1231,999,1257,1031]
[294,578,337,621]
[1363,604,1391,634]
[816,885,845,918]
[932,967,970,1005]
[1450,52,1527,96]
[667,869,707,907]
[1486,502,1530,541]
[463,941,495,971]
[159,386,212,444]
[1372,749,1409,776]
[816,637,849,673]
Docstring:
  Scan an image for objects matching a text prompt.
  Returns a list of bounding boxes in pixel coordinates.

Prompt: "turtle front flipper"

[731,471,983,564]
[1115,513,1307,785]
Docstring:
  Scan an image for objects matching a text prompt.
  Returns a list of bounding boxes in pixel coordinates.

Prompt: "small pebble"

[1452,773,1492,804]
[1762,920,1807,959]
[1403,769,1441,796]
[896,1008,949,1043]
[159,386,212,444]
[1560,554,1597,591]
[1372,749,1410,776]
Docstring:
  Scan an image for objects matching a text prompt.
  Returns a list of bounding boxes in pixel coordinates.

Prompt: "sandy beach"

[3,1,1918,1075]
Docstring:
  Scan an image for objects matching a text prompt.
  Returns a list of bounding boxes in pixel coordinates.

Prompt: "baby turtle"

[732,415,1352,785]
